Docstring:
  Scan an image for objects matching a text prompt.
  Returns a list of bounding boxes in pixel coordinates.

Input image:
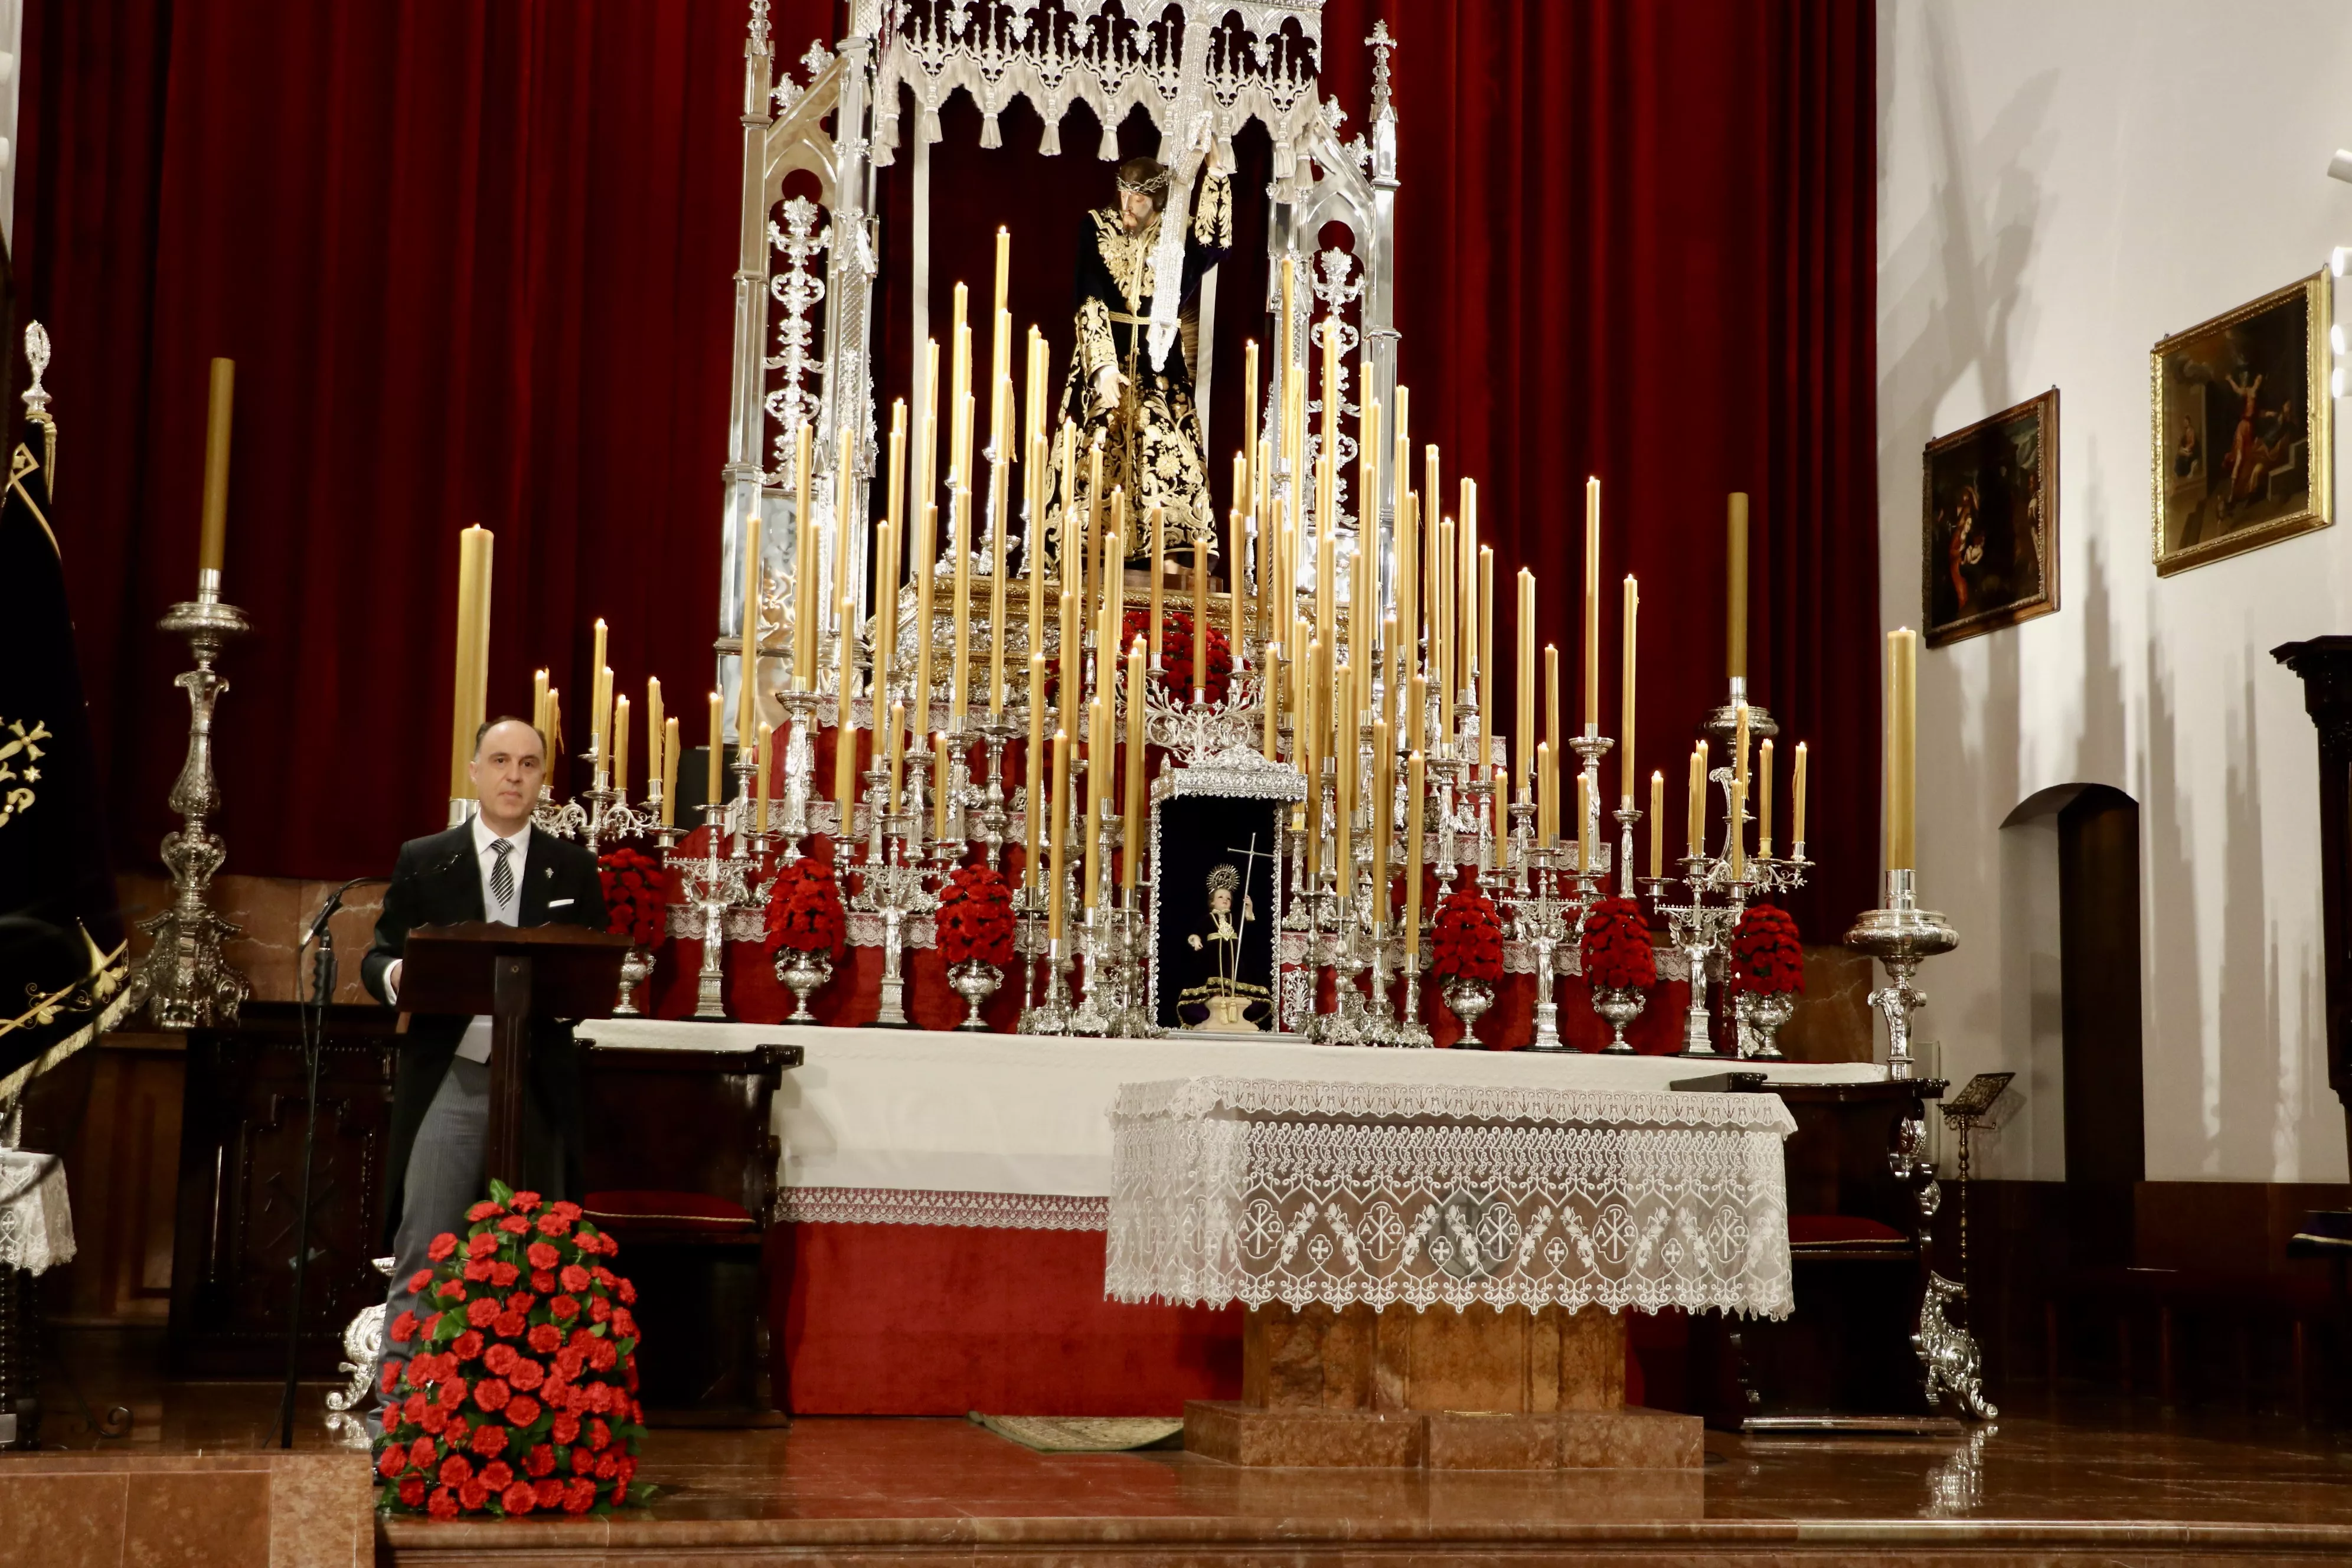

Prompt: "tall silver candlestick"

[133,576,253,1030]
[1845,868,1958,1081]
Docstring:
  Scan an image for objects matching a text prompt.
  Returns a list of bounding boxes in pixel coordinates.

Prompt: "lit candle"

[1583,476,1600,731]
[590,619,609,750]
[1649,771,1664,879]
[595,668,613,778]
[547,689,561,783]
[612,695,630,800]
[1727,492,1749,681]
[1620,576,1638,801]
[1404,750,1426,960]
[836,593,858,823]
[198,357,234,581]
[1026,653,1046,889]
[1889,628,1916,870]
[1793,740,1809,852]
[1048,729,1070,942]
[1536,740,1553,848]
[1124,635,1146,894]
[662,717,681,827]
[645,676,664,802]
[1758,737,1775,857]
[1515,569,1535,798]
[707,691,723,810]
[756,721,773,834]
[1476,547,1494,773]
[1687,741,1706,858]
[530,667,550,764]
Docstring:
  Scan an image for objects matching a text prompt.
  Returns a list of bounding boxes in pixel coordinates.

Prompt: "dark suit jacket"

[362,822,609,1248]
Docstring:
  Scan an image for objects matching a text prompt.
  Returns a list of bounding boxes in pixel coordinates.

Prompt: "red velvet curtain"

[19,0,1874,935]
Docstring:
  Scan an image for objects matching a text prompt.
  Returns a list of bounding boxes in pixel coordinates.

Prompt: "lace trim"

[0,1150,75,1276]
[1113,1077,1798,1135]
[781,1186,1108,1232]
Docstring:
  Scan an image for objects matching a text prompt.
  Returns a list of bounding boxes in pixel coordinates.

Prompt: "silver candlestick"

[1844,868,1958,1080]
[969,707,1020,870]
[132,578,253,1030]
[675,798,762,1020]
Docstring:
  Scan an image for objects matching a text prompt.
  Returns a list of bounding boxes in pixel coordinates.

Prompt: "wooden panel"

[167,1004,401,1377]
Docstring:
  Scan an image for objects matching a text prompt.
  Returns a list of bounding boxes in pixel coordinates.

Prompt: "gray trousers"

[371,1057,489,1429]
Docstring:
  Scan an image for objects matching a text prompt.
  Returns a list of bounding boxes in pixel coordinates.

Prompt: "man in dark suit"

[361,716,606,1426]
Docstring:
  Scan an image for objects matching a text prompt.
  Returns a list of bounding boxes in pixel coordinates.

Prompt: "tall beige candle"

[836,594,859,821]
[1583,476,1600,730]
[1047,730,1069,940]
[1227,505,1245,667]
[989,384,1009,715]
[1687,741,1706,858]
[449,526,494,799]
[1515,568,1535,795]
[1577,769,1592,875]
[1457,480,1476,698]
[785,420,806,688]
[198,357,235,579]
[1793,740,1809,851]
[1476,548,1494,773]
[590,619,609,749]
[1889,628,1916,869]
[1536,740,1553,848]
[1728,492,1749,681]
[1620,576,1639,801]
[1084,696,1105,909]
[612,695,630,800]
[1191,535,1207,698]
[662,717,680,827]
[707,691,723,808]
[1649,771,1664,879]
[1758,737,1775,856]
[912,502,939,736]
[1026,653,1046,887]
[1262,642,1283,762]
[1404,751,1426,959]
[1371,714,1392,926]
[1302,638,1321,882]
[1242,338,1259,517]
[1433,518,1453,742]
[1124,636,1146,894]
[834,420,855,641]
[951,406,974,730]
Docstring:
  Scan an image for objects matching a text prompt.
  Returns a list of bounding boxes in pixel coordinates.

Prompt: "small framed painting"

[2151,270,2333,576]
[1922,388,2059,648]
[1148,791,1285,1034]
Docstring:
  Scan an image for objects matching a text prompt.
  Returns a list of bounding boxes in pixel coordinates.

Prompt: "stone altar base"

[1184,1300,1703,1469]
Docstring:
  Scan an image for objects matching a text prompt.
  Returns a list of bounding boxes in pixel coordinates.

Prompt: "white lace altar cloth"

[582,1018,1879,1235]
[1105,1076,1796,1317]
[0,1150,75,1276]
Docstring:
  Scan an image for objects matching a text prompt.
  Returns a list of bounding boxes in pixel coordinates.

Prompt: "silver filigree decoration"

[21,322,50,416]
[765,196,832,485]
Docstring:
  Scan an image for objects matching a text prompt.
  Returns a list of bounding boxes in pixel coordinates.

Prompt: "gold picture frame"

[2151,270,2333,576]
[1923,388,2059,647]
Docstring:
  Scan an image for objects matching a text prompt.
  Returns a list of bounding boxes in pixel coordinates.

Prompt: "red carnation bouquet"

[1431,886,1504,983]
[1121,607,1233,705]
[1730,904,1804,995]
[597,848,668,949]
[1579,896,1657,992]
[763,857,846,957]
[935,863,1015,966]
[373,1181,650,1518]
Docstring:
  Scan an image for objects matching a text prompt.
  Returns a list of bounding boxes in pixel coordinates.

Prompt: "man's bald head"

[469,717,547,836]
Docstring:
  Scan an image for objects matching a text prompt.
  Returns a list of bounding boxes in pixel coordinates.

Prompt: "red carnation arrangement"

[1579,897,1657,992]
[373,1181,650,1518]
[935,863,1015,966]
[763,857,846,957]
[1730,904,1805,995]
[1121,607,1233,705]
[1431,886,1504,983]
[597,848,668,949]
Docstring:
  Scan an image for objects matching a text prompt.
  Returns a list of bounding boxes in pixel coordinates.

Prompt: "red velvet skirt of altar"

[770,1222,1656,1416]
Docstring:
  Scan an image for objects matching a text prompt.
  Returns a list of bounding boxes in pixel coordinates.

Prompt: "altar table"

[582,1019,1877,1417]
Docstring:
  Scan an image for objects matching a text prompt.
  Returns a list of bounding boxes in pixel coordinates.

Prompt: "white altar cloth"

[583,1019,1880,1233]
[1105,1076,1796,1317]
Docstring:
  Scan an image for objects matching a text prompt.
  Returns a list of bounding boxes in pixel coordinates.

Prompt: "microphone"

[300,876,391,953]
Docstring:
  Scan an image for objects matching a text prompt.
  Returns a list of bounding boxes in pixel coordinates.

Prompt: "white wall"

[1878,0,2352,1182]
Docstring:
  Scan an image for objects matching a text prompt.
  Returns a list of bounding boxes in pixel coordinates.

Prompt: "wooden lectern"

[395,923,631,1184]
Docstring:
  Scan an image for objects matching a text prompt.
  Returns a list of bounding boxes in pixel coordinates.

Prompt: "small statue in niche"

[1179,861,1268,1032]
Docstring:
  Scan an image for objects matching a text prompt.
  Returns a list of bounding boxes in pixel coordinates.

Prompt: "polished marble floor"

[15,1342,2352,1566]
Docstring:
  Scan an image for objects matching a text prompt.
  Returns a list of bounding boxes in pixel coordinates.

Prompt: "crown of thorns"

[1117,165,1171,197]
[1206,863,1241,896]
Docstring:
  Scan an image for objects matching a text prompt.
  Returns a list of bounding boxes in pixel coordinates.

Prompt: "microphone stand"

[276,876,387,1451]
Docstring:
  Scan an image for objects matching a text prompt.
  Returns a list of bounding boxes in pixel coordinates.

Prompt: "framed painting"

[1923,388,2060,646]
[2151,270,2333,576]
[1148,790,1286,1034]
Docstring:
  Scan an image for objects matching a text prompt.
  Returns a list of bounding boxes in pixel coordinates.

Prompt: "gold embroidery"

[0,714,50,828]
[7,442,57,556]
[1075,296,1118,385]
[1091,209,1157,313]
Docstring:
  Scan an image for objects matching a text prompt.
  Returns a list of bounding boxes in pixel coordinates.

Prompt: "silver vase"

[947,958,1001,1031]
[1442,978,1495,1047]
[613,945,655,1017]
[1592,984,1648,1054]
[774,948,834,1023]
[1736,987,1797,1060]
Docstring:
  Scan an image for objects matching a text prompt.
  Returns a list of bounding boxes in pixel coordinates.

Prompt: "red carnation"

[508,1358,544,1393]
[473,1378,511,1413]
[549,1201,582,1224]
[436,1379,468,1411]
[469,1423,507,1458]
[528,1323,563,1355]
[563,1478,596,1514]
[534,1476,566,1509]
[509,1191,541,1213]
[570,1446,597,1475]
[493,1311,526,1339]
[498,1215,531,1235]
[402,1393,429,1427]
[934,863,1016,966]
[1431,886,1505,984]
[1579,897,1658,992]
[436,1279,467,1302]
[524,1443,556,1478]
[589,1296,612,1325]
[1731,904,1805,997]
[427,1234,459,1263]
[388,1310,418,1344]
[536,1212,572,1239]
[589,1415,613,1448]
[398,1476,426,1510]
[465,1297,499,1328]
[552,1412,581,1446]
[527,1242,560,1272]
[559,1265,591,1293]
[458,1478,489,1512]
[466,1200,503,1223]
[503,1481,538,1516]
[482,1342,516,1376]
[589,1340,618,1373]
[408,1268,436,1293]
[504,1395,542,1427]
[616,1278,636,1305]
[427,1487,458,1520]
[421,1405,448,1436]
[505,1290,537,1315]
[479,1460,513,1492]
[489,1262,520,1289]
[376,1445,406,1479]
[452,1331,485,1363]
[466,1230,499,1260]
[439,1454,473,1489]
[551,1295,580,1323]
[409,1435,436,1471]
[531,1269,557,1293]
[462,1258,492,1283]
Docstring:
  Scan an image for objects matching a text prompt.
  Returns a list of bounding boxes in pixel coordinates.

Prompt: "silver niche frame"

[1147,745,1306,1036]
[715,0,1404,743]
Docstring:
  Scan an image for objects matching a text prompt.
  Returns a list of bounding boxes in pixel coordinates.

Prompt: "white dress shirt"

[386,817,532,1062]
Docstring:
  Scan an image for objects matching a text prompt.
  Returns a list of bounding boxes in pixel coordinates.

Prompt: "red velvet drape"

[19,0,1874,935]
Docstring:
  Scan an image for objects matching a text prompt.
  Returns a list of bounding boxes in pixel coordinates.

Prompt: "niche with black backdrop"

[1149,793,1283,1033]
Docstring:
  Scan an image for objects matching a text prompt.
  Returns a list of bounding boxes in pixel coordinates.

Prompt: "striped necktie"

[489,837,516,914]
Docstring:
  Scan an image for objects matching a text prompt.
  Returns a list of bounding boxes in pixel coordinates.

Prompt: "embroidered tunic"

[1041,171,1231,569]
